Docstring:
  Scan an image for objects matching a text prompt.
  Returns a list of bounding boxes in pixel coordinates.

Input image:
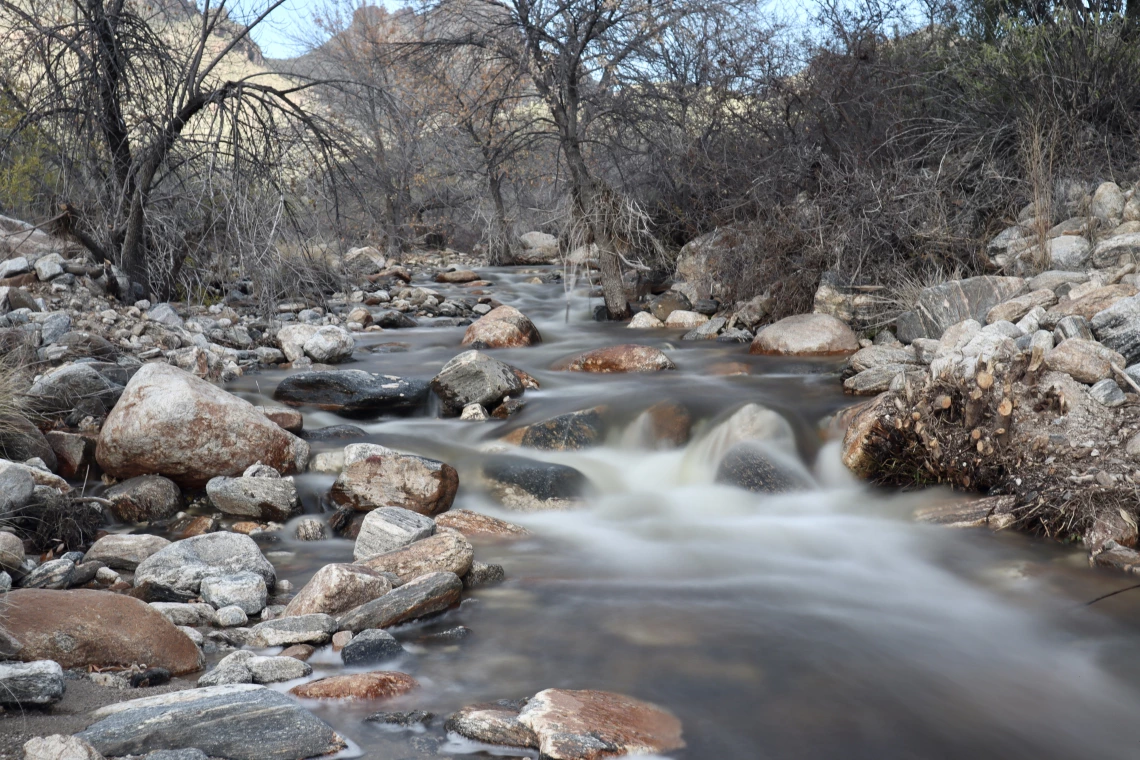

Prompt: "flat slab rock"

[337,571,462,633]
[76,684,345,760]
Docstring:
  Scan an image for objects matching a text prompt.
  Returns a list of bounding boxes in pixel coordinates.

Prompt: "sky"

[246,0,396,59]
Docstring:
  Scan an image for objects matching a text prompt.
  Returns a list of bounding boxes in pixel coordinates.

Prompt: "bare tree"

[0,0,349,298]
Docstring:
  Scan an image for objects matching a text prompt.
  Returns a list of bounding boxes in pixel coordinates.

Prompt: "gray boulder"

[20,558,74,589]
[272,370,429,416]
[482,455,589,512]
[0,460,36,516]
[200,572,267,614]
[911,276,1027,340]
[338,571,463,633]
[340,629,405,666]
[76,684,345,760]
[303,326,354,363]
[0,660,64,706]
[248,613,338,647]
[1091,293,1140,365]
[27,363,122,414]
[430,350,524,416]
[354,507,436,561]
[104,475,184,523]
[206,476,300,522]
[134,532,275,595]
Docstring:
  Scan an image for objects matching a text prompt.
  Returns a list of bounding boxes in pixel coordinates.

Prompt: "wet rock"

[431,350,524,416]
[462,305,542,348]
[1043,339,1124,384]
[285,563,394,617]
[464,561,506,589]
[338,571,463,632]
[906,276,1028,339]
[648,292,691,322]
[515,408,605,451]
[289,671,419,701]
[360,530,475,583]
[340,629,405,666]
[84,534,170,571]
[434,509,529,540]
[134,532,276,595]
[436,269,480,283]
[20,559,74,589]
[5,589,202,674]
[303,326,354,363]
[331,443,459,516]
[96,363,309,488]
[27,364,122,415]
[518,689,685,760]
[248,613,338,647]
[553,344,675,372]
[0,660,64,707]
[206,475,300,522]
[446,700,538,748]
[366,710,434,728]
[1090,378,1127,407]
[715,443,806,493]
[295,518,326,541]
[22,735,103,760]
[280,644,315,660]
[104,475,183,523]
[483,455,589,511]
[627,312,664,329]
[77,684,345,760]
[261,407,303,433]
[200,572,267,614]
[300,423,368,441]
[750,313,859,356]
[354,507,437,560]
[273,370,429,416]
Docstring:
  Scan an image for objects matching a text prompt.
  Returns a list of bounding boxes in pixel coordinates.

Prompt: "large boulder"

[330,444,459,516]
[303,326,354,363]
[1043,339,1124,384]
[483,455,589,511]
[206,476,300,522]
[462,305,542,348]
[353,507,436,561]
[552,345,675,372]
[1046,236,1091,269]
[750,314,858,356]
[518,689,685,760]
[337,571,463,632]
[0,661,65,707]
[515,231,559,263]
[0,459,36,516]
[4,589,202,674]
[1093,232,1140,268]
[907,276,1027,340]
[134,532,275,595]
[96,363,309,488]
[431,351,524,416]
[1090,181,1126,223]
[272,370,429,416]
[285,563,393,617]
[1049,284,1138,320]
[359,530,475,583]
[76,685,345,760]
[104,475,183,523]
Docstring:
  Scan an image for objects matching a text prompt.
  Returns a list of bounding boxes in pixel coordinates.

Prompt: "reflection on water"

[230,268,1140,759]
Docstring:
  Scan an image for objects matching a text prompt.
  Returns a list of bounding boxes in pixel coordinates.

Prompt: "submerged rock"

[553,344,675,373]
[512,409,605,451]
[289,671,419,701]
[715,443,807,494]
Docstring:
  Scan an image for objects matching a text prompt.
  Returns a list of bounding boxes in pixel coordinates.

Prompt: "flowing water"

[224,267,1140,759]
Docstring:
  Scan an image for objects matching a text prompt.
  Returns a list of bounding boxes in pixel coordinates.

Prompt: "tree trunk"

[486,171,512,265]
[564,143,629,320]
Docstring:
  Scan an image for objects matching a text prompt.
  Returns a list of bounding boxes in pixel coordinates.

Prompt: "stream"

[222,266,1140,759]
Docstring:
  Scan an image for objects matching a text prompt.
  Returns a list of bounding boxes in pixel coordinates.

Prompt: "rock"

[261,407,303,433]
[84,534,170,571]
[515,409,605,450]
[1091,293,1140,365]
[460,403,490,421]
[518,689,685,760]
[1043,339,1124,384]
[248,613,338,647]
[354,507,437,561]
[104,475,183,523]
[434,509,529,540]
[1029,270,1088,292]
[279,644,315,660]
[338,571,462,632]
[750,313,859,356]
[27,364,122,415]
[1091,181,1126,223]
[22,735,103,760]
[206,476,300,522]
[646,292,690,322]
[198,650,256,687]
[431,351,524,416]
[96,363,309,488]
[446,701,538,749]
[345,245,387,272]
[517,231,559,262]
[986,289,1058,324]
[910,276,1027,339]
[849,345,917,372]
[462,305,542,348]
[247,655,312,684]
[843,364,924,395]
[300,424,368,442]
[20,559,74,589]
[149,602,217,627]
[464,561,506,589]
[303,326,354,363]
[482,455,589,511]
[662,310,708,329]
[288,671,419,701]
[840,394,895,479]
[200,572,267,614]
[44,430,96,479]
[76,684,345,760]
[147,303,184,329]
[215,605,248,627]
[272,370,429,415]
[553,344,675,372]
[366,710,433,728]
[285,563,394,617]
[340,629,405,666]
[276,324,317,362]
[1090,378,1127,407]
[1054,315,1095,342]
[0,660,64,707]
[1045,236,1091,268]
[0,416,57,472]
[295,518,326,541]
[331,443,458,516]
[628,312,664,329]
[1050,284,1138,320]
[715,443,807,493]
[682,315,726,340]
[436,269,480,283]
[0,530,24,571]
[134,532,275,595]
[332,630,352,651]
[360,531,474,583]
[0,460,36,520]
[5,589,201,673]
